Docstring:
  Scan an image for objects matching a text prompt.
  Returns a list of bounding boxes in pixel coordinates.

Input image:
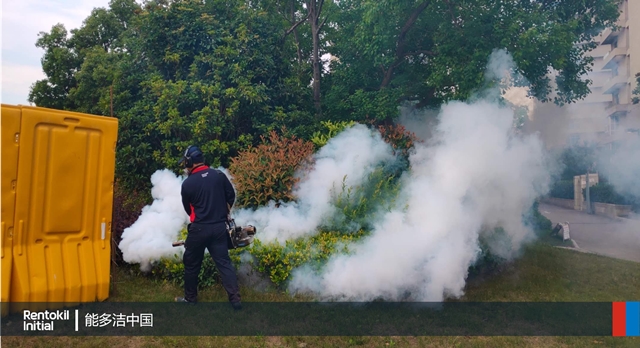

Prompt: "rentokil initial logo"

[23,309,70,331]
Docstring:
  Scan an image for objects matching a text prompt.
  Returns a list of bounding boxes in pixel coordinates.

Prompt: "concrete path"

[538,203,640,263]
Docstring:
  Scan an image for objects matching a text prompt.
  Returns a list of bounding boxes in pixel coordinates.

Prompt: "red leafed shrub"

[229,129,315,208]
[377,124,419,156]
[111,182,151,264]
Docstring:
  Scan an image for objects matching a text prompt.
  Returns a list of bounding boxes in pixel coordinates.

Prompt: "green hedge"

[549,180,574,200]
[469,201,553,279]
[581,182,640,213]
[584,183,633,206]
[586,183,621,204]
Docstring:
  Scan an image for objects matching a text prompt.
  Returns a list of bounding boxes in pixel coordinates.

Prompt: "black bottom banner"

[1,302,614,336]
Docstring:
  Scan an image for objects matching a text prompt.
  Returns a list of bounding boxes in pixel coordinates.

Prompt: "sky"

[1,0,112,105]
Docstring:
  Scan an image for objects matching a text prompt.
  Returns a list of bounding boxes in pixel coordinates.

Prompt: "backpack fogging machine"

[172,204,257,249]
[225,218,257,249]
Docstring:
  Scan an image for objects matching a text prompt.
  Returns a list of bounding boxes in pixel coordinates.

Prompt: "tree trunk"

[308,0,324,117]
[312,21,321,115]
[291,1,303,66]
[379,1,431,89]
[286,0,326,118]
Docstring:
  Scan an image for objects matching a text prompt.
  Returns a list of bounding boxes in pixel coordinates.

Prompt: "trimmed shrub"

[376,123,419,157]
[228,129,315,208]
[557,145,597,180]
[469,201,552,279]
[584,182,633,206]
[149,226,361,290]
[246,230,366,286]
[548,180,574,200]
[151,252,220,289]
[526,200,552,233]
[310,120,356,148]
[468,227,510,279]
[328,163,404,232]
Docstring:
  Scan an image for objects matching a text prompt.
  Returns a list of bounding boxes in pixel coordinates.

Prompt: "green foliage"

[328,164,404,232]
[375,123,419,157]
[527,200,553,233]
[29,0,313,193]
[548,180,575,200]
[468,227,511,279]
[310,120,356,148]
[324,0,621,123]
[28,23,82,110]
[469,201,553,279]
[30,0,622,194]
[151,253,219,289]
[557,144,598,180]
[584,182,636,207]
[228,130,315,208]
[247,230,367,286]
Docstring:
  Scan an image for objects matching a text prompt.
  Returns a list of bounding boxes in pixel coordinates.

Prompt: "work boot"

[175,297,196,305]
[231,302,242,311]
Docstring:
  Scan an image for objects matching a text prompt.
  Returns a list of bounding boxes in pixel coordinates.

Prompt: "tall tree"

[112,0,314,190]
[28,24,80,109]
[28,0,140,111]
[323,0,621,124]
[282,0,333,117]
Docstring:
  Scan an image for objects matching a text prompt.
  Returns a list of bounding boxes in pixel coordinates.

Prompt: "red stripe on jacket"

[188,165,209,223]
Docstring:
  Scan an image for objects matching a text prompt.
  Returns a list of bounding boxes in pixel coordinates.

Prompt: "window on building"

[610,115,620,133]
[612,91,619,104]
[612,65,619,77]
[611,36,618,49]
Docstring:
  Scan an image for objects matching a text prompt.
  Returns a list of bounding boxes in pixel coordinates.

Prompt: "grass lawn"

[2,239,639,347]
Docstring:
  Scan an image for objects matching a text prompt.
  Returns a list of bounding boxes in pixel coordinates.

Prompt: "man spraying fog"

[176,145,242,310]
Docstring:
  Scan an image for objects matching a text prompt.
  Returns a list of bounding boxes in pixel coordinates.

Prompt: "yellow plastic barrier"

[1,105,21,316]
[1,105,118,315]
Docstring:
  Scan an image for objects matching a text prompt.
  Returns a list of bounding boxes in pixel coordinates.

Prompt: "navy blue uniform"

[180,165,240,304]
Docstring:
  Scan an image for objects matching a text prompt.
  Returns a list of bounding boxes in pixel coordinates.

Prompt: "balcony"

[602,46,628,69]
[582,92,613,104]
[600,28,616,45]
[601,128,640,145]
[587,44,612,59]
[590,58,608,72]
[602,75,629,94]
[588,71,612,88]
[606,103,632,117]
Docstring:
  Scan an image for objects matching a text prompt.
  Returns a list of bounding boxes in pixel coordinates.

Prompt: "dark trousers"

[183,222,241,303]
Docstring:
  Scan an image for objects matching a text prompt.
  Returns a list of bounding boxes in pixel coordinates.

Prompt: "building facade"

[573,0,640,147]
[525,0,640,149]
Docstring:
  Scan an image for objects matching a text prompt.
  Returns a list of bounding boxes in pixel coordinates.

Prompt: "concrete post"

[586,169,593,214]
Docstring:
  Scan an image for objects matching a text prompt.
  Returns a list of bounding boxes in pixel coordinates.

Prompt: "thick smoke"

[232,124,397,243]
[120,50,556,303]
[598,136,640,199]
[118,126,397,268]
[287,100,553,301]
[118,169,190,272]
[285,50,555,301]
